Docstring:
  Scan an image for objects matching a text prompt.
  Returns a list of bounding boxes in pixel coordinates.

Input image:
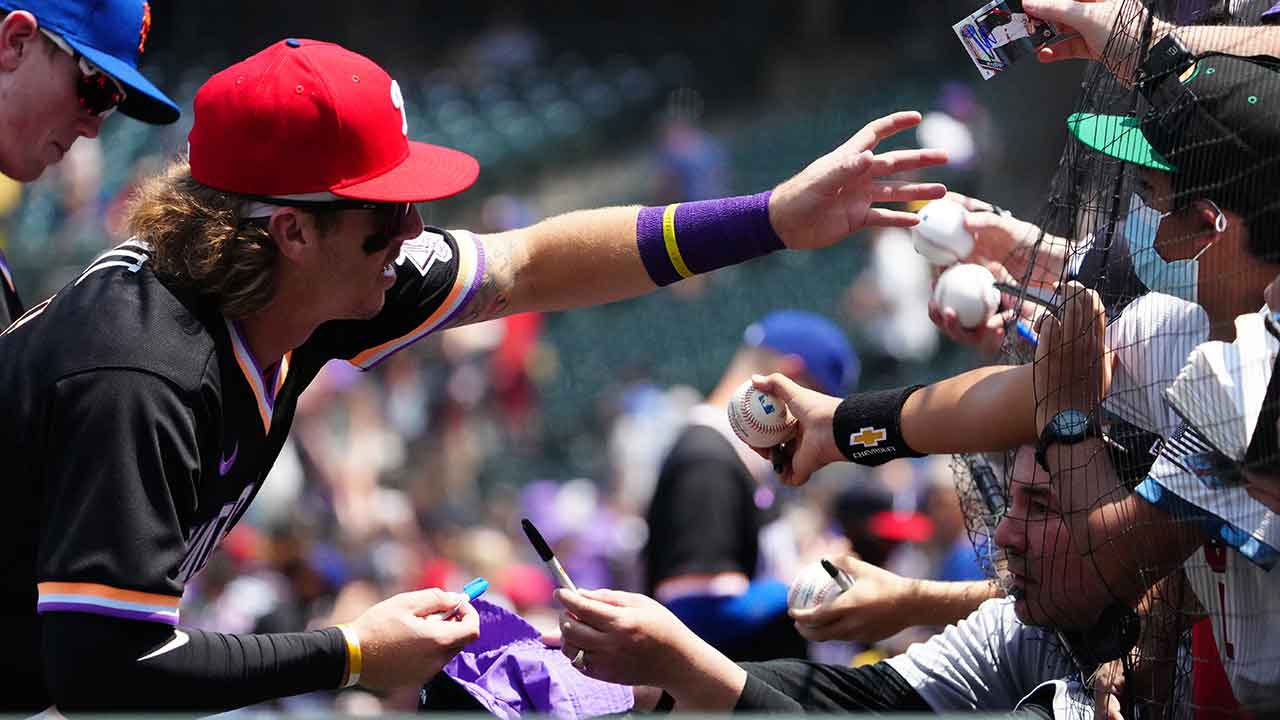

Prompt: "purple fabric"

[636,191,783,287]
[1264,2,1280,22]
[444,599,633,719]
[675,191,783,274]
[636,205,681,286]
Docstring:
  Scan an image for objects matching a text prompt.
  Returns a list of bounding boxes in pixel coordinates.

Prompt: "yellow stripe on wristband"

[661,203,694,279]
[337,624,363,689]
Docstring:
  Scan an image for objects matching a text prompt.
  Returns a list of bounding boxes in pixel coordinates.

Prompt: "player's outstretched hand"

[348,588,480,692]
[1033,281,1110,434]
[789,555,919,644]
[769,111,948,250]
[749,373,843,486]
[556,588,698,688]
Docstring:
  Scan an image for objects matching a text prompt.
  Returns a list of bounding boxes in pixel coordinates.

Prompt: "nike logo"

[218,442,239,476]
[138,629,189,661]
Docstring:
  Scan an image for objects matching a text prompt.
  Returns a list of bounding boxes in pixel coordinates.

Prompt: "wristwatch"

[1138,33,1194,89]
[1035,409,1103,472]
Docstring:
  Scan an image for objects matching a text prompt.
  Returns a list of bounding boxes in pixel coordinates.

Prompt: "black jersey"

[0,227,483,692]
[0,249,23,328]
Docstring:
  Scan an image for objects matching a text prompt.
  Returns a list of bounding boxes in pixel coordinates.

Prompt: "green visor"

[1066,112,1176,172]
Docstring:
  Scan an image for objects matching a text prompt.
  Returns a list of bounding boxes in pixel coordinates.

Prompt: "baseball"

[727,380,796,449]
[912,198,974,266]
[787,562,849,612]
[933,263,1000,330]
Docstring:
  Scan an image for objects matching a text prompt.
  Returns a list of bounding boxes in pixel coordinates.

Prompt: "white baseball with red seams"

[726,380,796,449]
[932,262,1000,329]
[787,561,844,611]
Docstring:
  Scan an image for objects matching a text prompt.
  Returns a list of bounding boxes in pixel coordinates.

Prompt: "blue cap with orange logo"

[0,0,179,123]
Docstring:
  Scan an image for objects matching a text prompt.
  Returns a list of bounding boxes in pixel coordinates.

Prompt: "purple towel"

[442,599,634,719]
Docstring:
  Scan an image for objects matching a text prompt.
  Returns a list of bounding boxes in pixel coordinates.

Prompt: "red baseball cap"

[189,39,479,203]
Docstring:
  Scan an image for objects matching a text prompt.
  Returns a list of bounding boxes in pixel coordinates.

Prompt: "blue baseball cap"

[743,310,858,396]
[1,0,179,124]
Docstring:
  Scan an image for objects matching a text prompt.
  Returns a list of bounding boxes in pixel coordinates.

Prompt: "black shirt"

[0,227,483,706]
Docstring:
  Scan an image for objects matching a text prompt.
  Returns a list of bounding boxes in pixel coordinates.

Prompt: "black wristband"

[832,385,926,466]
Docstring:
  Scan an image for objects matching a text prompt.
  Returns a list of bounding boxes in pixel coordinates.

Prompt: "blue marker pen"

[1014,319,1038,347]
[434,577,488,620]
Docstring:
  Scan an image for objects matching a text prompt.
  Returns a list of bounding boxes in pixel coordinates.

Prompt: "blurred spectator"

[845,228,939,366]
[643,311,857,662]
[652,89,728,204]
[919,457,986,583]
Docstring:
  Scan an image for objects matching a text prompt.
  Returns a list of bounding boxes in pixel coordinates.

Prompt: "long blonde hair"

[125,158,278,318]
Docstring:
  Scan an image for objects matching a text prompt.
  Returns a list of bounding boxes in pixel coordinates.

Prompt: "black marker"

[521,518,579,592]
[820,558,853,592]
[993,282,1062,318]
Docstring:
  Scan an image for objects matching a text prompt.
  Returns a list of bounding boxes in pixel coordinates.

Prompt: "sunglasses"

[243,198,415,255]
[40,29,127,117]
[360,202,414,255]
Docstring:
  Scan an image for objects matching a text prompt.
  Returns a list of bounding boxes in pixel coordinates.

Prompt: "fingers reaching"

[845,111,924,154]
[866,148,950,179]
[870,180,948,203]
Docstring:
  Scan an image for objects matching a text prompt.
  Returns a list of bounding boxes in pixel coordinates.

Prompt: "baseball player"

[0,0,179,327]
[0,38,947,712]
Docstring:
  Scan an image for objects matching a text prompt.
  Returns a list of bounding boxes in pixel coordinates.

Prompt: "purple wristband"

[636,191,784,287]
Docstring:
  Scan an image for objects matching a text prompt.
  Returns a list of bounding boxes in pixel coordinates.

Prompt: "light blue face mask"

[1125,192,1222,303]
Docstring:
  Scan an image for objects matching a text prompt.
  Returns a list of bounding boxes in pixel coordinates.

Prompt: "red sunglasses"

[41,29,127,117]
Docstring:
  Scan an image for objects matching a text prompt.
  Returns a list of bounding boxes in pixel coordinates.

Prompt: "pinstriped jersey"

[0,227,483,670]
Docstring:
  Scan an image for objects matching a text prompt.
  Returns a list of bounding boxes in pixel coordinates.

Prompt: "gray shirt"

[886,598,1075,711]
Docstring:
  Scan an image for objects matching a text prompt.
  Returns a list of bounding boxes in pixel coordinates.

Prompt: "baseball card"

[954,0,1071,79]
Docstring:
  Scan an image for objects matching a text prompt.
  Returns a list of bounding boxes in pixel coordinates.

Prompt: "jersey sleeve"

[35,369,203,626]
[312,227,486,369]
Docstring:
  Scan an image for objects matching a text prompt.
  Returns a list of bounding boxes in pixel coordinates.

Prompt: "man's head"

[133,39,479,321]
[1068,54,1280,309]
[993,446,1115,630]
[0,0,177,181]
[736,310,858,396]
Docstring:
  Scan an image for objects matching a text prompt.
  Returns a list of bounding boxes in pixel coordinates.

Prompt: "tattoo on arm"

[442,235,517,330]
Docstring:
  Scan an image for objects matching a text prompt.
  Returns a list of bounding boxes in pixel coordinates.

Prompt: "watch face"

[1052,409,1091,439]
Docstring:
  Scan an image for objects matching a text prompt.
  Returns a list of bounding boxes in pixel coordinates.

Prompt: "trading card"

[954,0,1071,79]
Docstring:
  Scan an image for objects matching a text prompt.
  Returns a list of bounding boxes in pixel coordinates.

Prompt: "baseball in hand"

[787,561,849,612]
[933,263,1000,329]
[912,198,974,266]
[727,380,796,449]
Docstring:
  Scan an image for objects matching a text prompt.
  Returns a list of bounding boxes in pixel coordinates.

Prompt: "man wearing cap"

[643,310,856,664]
[0,37,947,712]
[0,0,178,328]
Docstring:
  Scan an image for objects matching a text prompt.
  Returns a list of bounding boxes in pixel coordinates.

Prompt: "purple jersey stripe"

[38,601,180,624]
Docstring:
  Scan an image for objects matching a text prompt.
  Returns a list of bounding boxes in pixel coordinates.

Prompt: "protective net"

[951,1,1280,715]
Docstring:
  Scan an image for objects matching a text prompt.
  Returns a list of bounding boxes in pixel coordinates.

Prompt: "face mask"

[1125,192,1220,303]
